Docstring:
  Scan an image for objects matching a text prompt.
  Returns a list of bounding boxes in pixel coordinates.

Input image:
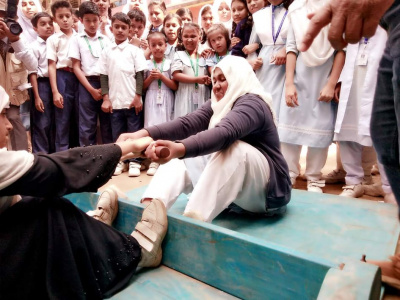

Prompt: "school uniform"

[277,3,338,184]
[334,27,389,189]
[97,39,147,141]
[47,30,79,152]
[28,36,55,153]
[69,32,113,146]
[252,5,288,117]
[205,51,230,68]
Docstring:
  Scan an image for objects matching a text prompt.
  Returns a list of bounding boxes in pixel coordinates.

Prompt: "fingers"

[299,5,333,52]
[344,16,363,44]
[361,18,380,38]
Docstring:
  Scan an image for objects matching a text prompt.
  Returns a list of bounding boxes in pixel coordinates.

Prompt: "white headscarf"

[212,0,232,33]
[209,56,274,129]
[17,0,43,44]
[289,0,334,67]
[197,4,213,27]
[0,86,34,191]
[122,0,148,18]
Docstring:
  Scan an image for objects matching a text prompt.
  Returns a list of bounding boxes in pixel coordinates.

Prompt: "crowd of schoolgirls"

[0,0,394,202]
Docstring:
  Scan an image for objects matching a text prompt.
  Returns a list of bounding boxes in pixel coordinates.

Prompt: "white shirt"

[47,30,78,69]
[11,37,38,74]
[97,39,147,109]
[68,32,110,76]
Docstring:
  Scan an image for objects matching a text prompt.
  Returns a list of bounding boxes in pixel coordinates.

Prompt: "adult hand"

[299,0,394,51]
[0,20,20,42]
[116,129,149,143]
[145,140,185,164]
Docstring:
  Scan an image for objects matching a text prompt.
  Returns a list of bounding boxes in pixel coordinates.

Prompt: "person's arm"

[116,101,214,142]
[299,0,394,51]
[71,58,102,101]
[0,141,152,198]
[48,59,63,109]
[318,50,346,102]
[173,70,211,85]
[285,23,298,107]
[130,71,144,115]
[147,95,270,163]
[11,38,38,73]
[100,74,112,113]
[29,73,44,113]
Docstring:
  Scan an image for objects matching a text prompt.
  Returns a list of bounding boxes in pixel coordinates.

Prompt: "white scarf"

[0,86,34,191]
[122,0,149,18]
[289,0,334,67]
[209,56,274,129]
[17,0,43,44]
[198,4,214,27]
[212,0,232,30]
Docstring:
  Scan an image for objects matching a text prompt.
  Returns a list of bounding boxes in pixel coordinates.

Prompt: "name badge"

[192,89,200,105]
[156,89,163,105]
[357,53,368,66]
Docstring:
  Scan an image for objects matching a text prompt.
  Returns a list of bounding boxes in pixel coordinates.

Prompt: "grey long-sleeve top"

[146,93,291,209]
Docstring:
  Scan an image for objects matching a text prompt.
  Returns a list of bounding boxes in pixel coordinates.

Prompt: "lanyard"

[185,50,199,90]
[216,51,230,63]
[272,5,288,45]
[84,36,104,58]
[152,58,165,89]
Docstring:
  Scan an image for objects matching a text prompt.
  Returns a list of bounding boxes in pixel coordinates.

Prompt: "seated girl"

[118,55,292,222]
[0,87,167,298]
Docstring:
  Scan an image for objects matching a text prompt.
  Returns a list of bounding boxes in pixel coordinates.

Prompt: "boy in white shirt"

[98,12,147,177]
[47,0,78,152]
[69,1,112,147]
[29,12,55,153]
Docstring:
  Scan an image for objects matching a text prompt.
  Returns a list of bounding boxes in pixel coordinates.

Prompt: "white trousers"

[280,143,329,181]
[142,141,270,222]
[336,142,376,175]
[339,141,391,193]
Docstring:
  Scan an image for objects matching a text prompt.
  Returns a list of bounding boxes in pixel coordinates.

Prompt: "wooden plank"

[111,265,238,300]
[67,192,333,299]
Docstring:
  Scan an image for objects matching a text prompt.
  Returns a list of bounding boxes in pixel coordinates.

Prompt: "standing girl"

[172,23,211,119]
[17,0,42,44]
[148,0,166,33]
[230,0,252,58]
[242,0,268,70]
[251,0,293,115]
[143,32,178,175]
[197,5,214,54]
[278,0,345,193]
[176,7,193,24]
[206,24,231,74]
[212,0,233,35]
[162,13,182,61]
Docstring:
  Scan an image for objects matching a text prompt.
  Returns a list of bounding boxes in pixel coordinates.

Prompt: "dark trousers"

[371,5,400,213]
[110,107,143,142]
[111,108,143,164]
[78,80,113,146]
[55,70,79,152]
[31,78,54,153]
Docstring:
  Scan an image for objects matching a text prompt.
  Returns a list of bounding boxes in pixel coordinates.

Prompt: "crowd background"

[0,0,396,203]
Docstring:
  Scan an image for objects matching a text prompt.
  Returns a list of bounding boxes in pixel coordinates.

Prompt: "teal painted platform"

[67,187,400,299]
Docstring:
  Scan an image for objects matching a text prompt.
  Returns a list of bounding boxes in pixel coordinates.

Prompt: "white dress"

[334,27,388,146]
[278,24,336,148]
[253,5,288,117]
[171,51,210,118]
[144,59,175,127]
